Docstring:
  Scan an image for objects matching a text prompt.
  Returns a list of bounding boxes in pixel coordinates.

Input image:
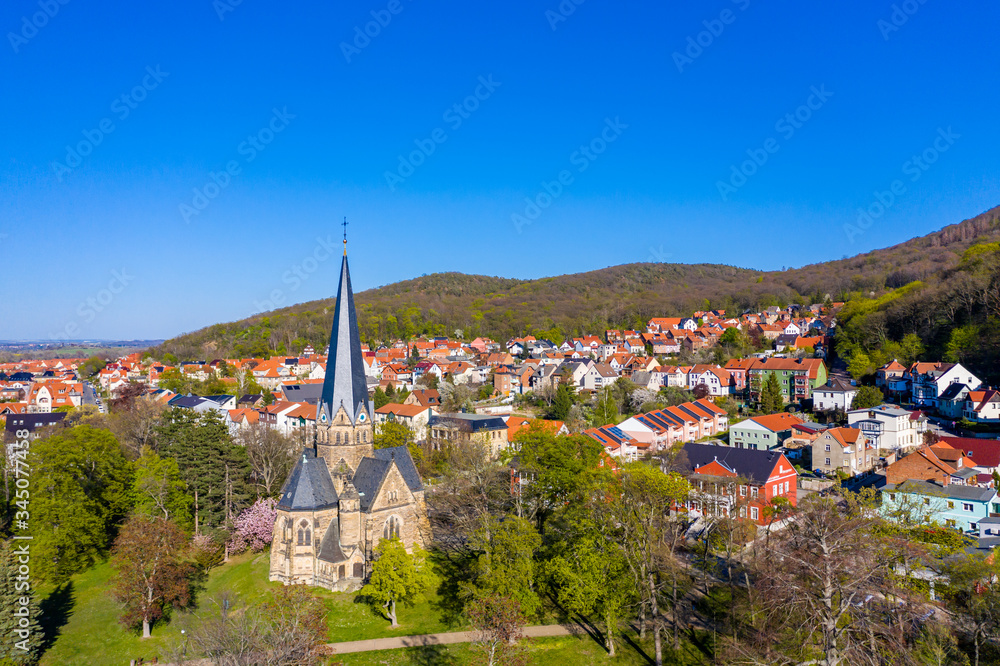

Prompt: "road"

[326,624,580,654]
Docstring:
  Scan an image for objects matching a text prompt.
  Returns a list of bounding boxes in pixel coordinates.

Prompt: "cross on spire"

[342,217,348,255]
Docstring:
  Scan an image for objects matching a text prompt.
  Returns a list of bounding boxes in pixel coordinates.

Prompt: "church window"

[356,431,361,444]
[304,529,311,546]
[383,516,401,539]
[338,564,345,579]
[336,432,341,444]
[297,529,304,545]
[363,430,367,442]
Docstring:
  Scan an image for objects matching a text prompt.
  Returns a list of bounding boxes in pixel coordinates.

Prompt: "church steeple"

[317,236,371,427]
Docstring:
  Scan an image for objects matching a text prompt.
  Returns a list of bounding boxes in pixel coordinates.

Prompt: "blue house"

[882,480,999,533]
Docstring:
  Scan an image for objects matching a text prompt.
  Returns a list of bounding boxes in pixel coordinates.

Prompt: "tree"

[157,409,252,535]
[946,553,1000,666]
[467,515,541,618]
[190,586,328,665]
[508,428,602,526]
[30,425,134,583]
[850,385,885,411]
[760,371,784,413]
[607,464,691,666]
[738,493,896,666]
[468,594,528,666]
[228,497,278,554]
[546,384,574,421]
[847,350,873,380]
[362,537,430,626]
[133,447,192,530]
[373,421,423,468]
[110,515,192,638]
[233,423,297,497]
[0,540,42,663]
[108,395,165,460]
[548,533,634,656]
[372,387,391,410]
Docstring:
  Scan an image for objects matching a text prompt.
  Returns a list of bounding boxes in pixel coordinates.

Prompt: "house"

[938,437,1000,476]
[428,413,509,457]
[505,417,568,442]
[847,404,927,452]
[679,443,798,525]
[686,365,732,396]
[813,378,858,412]
[876,360,908,396]
[882,481,999,533]
[907,362,982,408]
[616,399,729,450]
[403,389,441,409]
[882,445,978,486]
[727,413,803,451]
[583,425,641,461]
[747,358,828,405]
[723,359,755,393]
[374,403,433,440]
[965,389,1000,424]
[812,427,874,477]
[4,412,67,444]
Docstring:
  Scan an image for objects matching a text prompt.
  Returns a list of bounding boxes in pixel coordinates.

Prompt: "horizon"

[4,1,999,339]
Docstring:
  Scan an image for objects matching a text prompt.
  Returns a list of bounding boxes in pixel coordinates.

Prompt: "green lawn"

[36,549,467,665]
[37,549,713,665]
[331,628,713,666]
[37,551,281,665]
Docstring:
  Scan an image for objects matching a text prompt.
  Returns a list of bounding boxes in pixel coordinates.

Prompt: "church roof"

[277,448,339,511]
[317,252,372,426]
[374,446,423,493]
[353,446,423,511]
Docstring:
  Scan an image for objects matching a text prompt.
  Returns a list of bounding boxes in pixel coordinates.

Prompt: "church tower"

[315,233,373,475]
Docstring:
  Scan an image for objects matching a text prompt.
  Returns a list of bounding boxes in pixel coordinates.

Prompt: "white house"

[847,404,927,452]
[813,378,858,412]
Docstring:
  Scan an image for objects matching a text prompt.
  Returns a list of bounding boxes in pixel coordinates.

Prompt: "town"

[3,258,1000,663]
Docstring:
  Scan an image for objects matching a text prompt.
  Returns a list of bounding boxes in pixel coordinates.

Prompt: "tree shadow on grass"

[38,581,75,654]
[405,644,461,666]
[429,549,475,628]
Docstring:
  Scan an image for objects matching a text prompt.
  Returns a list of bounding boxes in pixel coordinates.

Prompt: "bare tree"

[233,423,297,496]
[108,397,165,460]
[736,493,894,666]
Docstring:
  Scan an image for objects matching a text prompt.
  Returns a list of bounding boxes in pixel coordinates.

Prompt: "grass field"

[330,629,713,665]
[36,549,713,665]
[36,549,468,664]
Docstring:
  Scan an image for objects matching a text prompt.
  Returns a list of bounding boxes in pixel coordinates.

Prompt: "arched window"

[382,516,401,540]
[297,529,304,545]
[338,564,345,579]
[304,529,311,546]
[362,430,367,442]
[336,431,341,445]
[356,431,361,444]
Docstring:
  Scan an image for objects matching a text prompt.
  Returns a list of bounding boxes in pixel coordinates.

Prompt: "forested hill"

[153,205,1000,362]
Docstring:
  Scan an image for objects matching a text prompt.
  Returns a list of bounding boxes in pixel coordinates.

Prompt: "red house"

[680,443,798,524]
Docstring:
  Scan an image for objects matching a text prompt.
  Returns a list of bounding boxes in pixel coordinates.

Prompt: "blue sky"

[2,0,998,340]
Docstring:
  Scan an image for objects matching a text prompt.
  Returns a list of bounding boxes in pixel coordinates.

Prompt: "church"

[268,237,431,591]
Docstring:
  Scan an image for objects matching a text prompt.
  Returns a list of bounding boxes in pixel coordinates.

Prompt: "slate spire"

[317,242,371,426]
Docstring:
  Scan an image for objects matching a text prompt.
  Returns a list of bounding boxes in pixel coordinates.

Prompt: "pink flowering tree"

[228,497,278,554]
